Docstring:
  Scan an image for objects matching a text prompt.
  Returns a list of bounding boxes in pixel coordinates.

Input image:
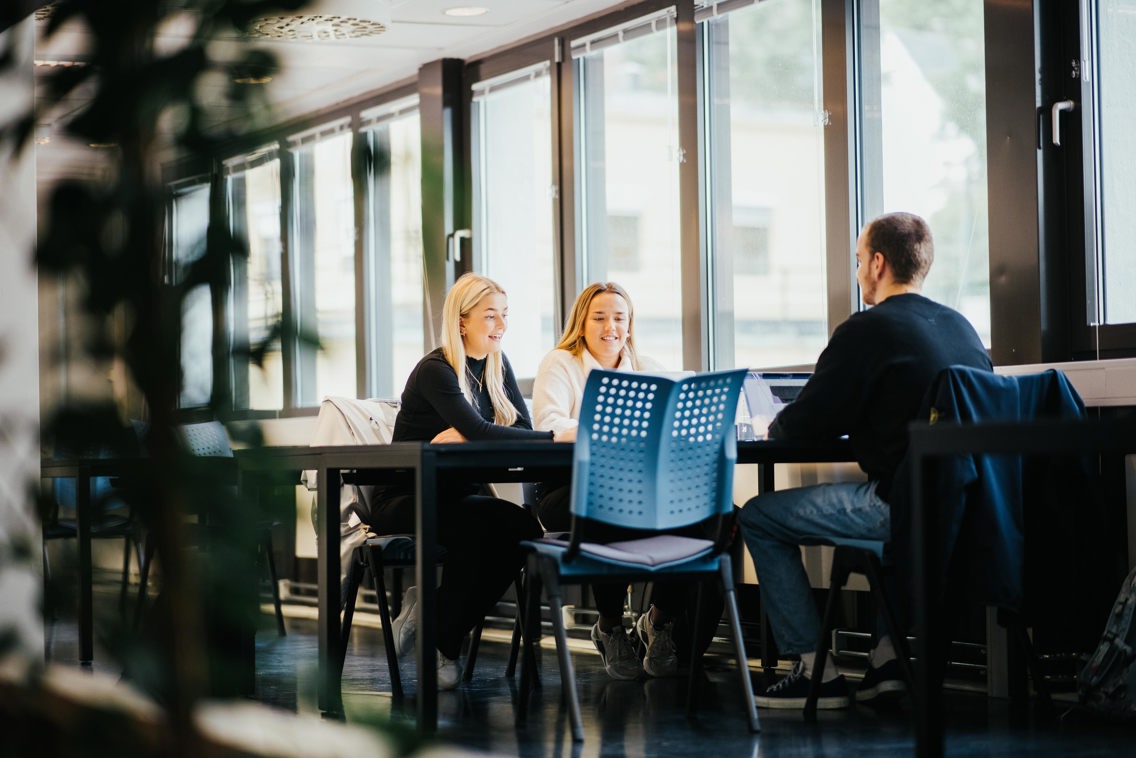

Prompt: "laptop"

[739,371,811,439]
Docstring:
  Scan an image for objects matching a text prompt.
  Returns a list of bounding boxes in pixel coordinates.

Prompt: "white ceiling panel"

[32,0,635,181]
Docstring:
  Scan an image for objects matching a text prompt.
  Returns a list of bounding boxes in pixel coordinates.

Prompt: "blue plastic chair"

[516,368,758,741]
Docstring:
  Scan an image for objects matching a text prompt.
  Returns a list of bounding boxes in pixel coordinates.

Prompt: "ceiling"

[31,0,633,185]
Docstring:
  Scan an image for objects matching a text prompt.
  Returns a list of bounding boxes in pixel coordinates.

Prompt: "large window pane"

[866,0,991,343]
[704,0,828,370]
[575,12,683,368]
[227,153,283,410]
[289,128,357,405]
[170,182,212,407]
[472,66,556,379]
[362,104,425,398]
[1095,0,1136,325]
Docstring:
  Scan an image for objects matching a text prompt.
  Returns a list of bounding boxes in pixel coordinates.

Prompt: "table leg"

[914,456,943,758]
[77,467,93,666]
[416,449,438,733]
[318,465,343,716]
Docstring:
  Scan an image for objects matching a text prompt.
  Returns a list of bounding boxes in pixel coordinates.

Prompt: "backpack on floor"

[1077,564,1136,720]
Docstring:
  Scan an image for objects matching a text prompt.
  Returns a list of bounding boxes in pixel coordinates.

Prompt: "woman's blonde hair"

[440,272,517,426]
[554,281,643,369]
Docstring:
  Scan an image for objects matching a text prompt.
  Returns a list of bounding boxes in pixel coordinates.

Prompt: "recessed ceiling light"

[444,6,489,17]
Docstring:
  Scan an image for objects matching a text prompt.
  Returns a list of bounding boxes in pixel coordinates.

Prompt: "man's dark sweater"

[768,293,991,501]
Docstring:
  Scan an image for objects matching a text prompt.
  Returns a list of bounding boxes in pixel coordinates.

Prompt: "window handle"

[1051,99,1075,146]
[446,229,471,262]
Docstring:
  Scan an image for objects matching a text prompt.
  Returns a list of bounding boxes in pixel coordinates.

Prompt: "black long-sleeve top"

[392,347,553,442]
[768,293,991,501]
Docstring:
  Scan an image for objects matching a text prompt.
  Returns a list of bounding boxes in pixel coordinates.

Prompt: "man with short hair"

[739,211,992,709]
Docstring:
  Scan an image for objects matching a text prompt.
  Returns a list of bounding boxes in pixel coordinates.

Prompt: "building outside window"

[471,64,557,379]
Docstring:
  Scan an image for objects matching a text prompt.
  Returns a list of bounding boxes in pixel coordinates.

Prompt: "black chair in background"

[135,420,286,636]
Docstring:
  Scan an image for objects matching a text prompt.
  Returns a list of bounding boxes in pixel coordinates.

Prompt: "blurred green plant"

[0,1,315,756]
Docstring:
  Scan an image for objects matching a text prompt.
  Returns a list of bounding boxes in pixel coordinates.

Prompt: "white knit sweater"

[530,348,665,435]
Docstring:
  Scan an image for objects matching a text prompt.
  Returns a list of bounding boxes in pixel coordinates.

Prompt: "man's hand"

[553,427,577,443]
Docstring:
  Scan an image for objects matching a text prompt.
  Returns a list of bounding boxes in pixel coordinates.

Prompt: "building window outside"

[361,101,425,398]
[288,126,357,405]
[472,65,557,379]
[574,10,684,369]
[1093,0,1136,326]
[226,151,283,411]
[169,181,212,408]
[703,0,829,370]
[863,0,991,343]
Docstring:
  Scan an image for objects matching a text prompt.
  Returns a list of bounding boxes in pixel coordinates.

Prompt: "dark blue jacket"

[893,365,1085,613]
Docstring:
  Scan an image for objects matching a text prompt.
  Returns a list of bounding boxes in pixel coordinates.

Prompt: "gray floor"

[45,594,1134,758]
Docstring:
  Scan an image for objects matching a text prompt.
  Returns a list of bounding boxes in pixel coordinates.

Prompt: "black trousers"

[372,484,542,660]
[535,482,727,662]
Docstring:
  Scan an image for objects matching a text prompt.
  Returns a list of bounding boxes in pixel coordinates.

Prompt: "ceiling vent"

[245,0,392,41]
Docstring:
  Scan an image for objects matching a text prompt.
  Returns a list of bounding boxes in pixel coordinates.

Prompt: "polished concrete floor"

[44,588,1135,758]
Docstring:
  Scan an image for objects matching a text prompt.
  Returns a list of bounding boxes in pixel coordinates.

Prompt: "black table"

[237,436,856,733]
[907,416,1136,758]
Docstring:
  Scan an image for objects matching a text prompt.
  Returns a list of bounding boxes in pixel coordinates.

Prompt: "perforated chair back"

[179,421,234,458]
[571,369,745,531]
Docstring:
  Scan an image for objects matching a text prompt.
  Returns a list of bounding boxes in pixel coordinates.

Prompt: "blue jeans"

[738,481,890,655]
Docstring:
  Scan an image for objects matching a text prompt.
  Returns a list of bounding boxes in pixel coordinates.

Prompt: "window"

[1090,0,1136,326]
[225,150,283,411]
[861,0,991,343]
[288,122,357,405]
[574,9,683,369]
[702,0,828,370]
[361,99,426,398]
[471,64,557,379]
[169,180,212,408]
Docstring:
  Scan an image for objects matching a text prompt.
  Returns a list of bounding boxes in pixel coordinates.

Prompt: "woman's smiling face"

[579,291,630,368]
[461,292,508,359]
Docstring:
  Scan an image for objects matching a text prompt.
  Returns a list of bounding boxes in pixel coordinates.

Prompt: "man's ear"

[872,251,888,277]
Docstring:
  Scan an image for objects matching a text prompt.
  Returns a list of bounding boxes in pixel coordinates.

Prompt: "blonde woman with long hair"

[374,273,571,689]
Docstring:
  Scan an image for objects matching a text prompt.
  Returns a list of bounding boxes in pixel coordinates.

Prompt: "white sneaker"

[635,609,678,678]
[391,586,417,657]
[437,652,463,690]
[591,623,642,680]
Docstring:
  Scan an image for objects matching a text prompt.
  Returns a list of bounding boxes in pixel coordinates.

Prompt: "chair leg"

[261,530,286,636]
[805,558,852,722]
[368,549,403,699]
[505,572,526,678]
[544,571,584,743]
[517,555,545,725]
[118,535,134,616]
[465,623,484,681]
[686,580,706,718]
[134,537,156,630]
[720,556,759,733]
[339,555,364,682]
[862,555,917,707]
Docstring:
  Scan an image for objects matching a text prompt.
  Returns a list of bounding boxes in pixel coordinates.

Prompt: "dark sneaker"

[754,660,851,710]
[856,658,906,702]
[591,623,642,680]
[635,611,679,678]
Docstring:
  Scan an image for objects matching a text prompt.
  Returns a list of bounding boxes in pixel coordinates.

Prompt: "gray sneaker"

[590,623,642,680]
[437,651,463,690]
[635,610,679,678]
[391,586,417,657]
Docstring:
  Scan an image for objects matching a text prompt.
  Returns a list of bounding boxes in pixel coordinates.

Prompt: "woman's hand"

[431,427,467,444]
[552,427,577,443]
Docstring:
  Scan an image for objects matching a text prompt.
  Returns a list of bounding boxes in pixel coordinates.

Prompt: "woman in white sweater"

[531,282,721,682]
